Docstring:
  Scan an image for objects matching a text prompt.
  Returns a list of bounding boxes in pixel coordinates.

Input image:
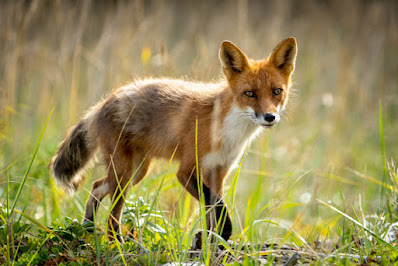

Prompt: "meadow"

[1,0,398,264]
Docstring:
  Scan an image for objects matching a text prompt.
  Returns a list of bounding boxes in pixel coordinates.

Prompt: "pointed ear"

[269,37,297,77]
[219,41,249,78]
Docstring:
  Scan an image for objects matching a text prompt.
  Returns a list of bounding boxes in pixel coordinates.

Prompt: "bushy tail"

[50,118,96,192]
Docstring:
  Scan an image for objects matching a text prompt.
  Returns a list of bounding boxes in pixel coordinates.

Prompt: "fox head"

[219,38,297,127]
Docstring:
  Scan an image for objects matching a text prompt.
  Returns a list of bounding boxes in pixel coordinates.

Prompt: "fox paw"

[191,231,204,250]
[115,234,125,244]
[108,233,125,244]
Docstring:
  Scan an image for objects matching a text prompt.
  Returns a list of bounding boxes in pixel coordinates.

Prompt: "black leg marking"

[178,170,232,245]
[201,183,232,241]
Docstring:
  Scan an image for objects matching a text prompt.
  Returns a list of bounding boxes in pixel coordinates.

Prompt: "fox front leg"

[177,166,232,249]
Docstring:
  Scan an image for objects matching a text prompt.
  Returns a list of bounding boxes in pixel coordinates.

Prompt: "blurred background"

[1,0,397,242]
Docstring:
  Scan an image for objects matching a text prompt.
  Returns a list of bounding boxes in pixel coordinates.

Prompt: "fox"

[50,37,297,245]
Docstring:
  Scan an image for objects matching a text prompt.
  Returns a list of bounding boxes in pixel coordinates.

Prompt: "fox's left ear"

[269,37,297,77]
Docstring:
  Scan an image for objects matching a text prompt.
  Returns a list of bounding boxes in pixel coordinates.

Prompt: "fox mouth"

[249,117,277,128]
[261,123,276,128]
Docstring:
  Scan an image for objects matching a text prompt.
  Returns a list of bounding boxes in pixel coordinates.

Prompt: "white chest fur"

[201,106,262,171]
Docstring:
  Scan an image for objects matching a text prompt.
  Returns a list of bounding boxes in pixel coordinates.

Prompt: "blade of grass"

[195,117,210,261]
[348,168,397,193]
[194,118,206,236]
[317,199,398,252]
[6,170,10,218]
[320,172,362,186]
[1,223,11,266]
[246,137,269,227]
[238,203,273,241]
[10,108,53,217]
[226,151,244,207]
[7,169,14,264]
[105,241,110,266]
[110,222,127,266]
[92,207,101,266]
[27,219,62,266]
[244,196,253,242]
[139,145,178,241]
[386,160,398,188]
[13,209,51,233]
[251,218,307,246]
[3,192,10,266]
[181,190,191,226]
[49,175,60,221]
[12,234,22,265]
[379,100,387,207]
[223,149,246,254]
[41,180,48,226]
[0,159,19,175]
[158,214,178,263]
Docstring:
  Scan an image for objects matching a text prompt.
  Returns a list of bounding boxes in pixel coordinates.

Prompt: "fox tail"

[50,117,96,192]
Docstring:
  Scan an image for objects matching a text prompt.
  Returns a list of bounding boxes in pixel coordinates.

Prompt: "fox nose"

[264,113,276,122]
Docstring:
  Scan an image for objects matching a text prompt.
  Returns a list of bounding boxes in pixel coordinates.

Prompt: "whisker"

[280,111,292,123]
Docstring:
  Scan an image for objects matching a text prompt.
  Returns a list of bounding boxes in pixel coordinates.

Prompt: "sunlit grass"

[1,0,398,264]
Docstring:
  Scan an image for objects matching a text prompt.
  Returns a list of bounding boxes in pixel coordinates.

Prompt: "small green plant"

[123,196,170,247]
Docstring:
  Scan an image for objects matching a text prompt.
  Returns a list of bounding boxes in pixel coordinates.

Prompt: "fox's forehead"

[246,60,287,89]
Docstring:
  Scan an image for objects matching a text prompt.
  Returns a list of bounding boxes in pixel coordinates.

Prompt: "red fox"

[50,38,297,244]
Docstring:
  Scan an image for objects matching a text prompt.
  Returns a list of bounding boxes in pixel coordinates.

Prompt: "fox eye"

[244,91,256,98]
[273,88,283,96]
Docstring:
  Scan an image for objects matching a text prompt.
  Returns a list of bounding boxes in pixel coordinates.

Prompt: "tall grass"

[1,0,398,264]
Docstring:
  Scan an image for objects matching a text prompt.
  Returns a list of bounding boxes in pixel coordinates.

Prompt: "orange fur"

[50,38,298,243]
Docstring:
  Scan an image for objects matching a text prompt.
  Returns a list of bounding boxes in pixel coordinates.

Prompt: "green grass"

[1,1,398,265]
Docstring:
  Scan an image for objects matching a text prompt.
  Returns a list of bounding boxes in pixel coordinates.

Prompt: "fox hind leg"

[83,176,111,225]
[107,149,151,242]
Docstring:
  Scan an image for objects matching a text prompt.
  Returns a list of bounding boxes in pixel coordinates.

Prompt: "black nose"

[264,113,276,122]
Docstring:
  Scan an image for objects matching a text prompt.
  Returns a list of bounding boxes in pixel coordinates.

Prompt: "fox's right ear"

[269,37,297,78]
[219,41,249,79]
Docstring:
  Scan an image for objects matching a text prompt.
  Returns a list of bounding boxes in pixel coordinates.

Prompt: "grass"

[1,0,398,264]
